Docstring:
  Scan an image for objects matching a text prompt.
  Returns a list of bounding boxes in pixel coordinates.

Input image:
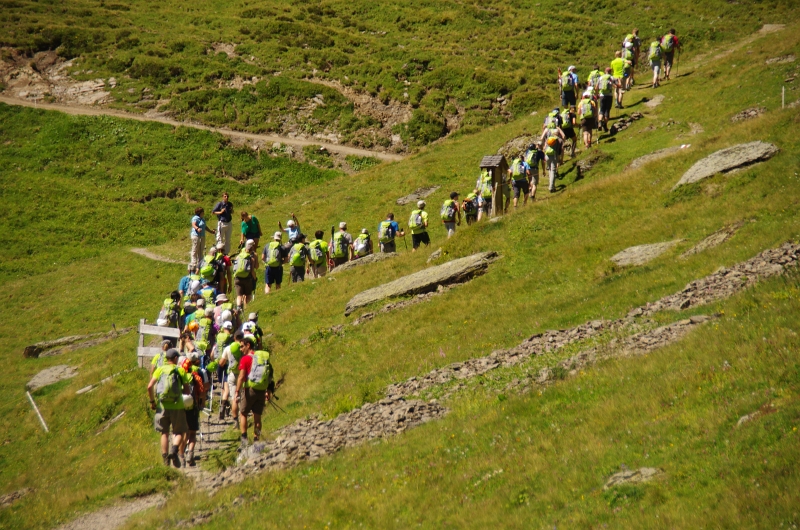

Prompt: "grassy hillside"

[1,15,800,530]
[2,0,798,148]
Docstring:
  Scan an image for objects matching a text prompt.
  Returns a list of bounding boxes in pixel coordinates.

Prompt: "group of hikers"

[146,27,682,467]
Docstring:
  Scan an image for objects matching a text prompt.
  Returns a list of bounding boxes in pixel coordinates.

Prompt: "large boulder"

[27,365,78,391]
[329,252,398,274]
[344,251,498,315]
[396,186,440,206]
[673,141,778,189]
[610,240,683,267]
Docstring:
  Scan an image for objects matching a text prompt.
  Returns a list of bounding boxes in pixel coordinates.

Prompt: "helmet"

[182,394,194,409]
[547,137,558,147]
[221,310,233,322]
[187,321,199,333]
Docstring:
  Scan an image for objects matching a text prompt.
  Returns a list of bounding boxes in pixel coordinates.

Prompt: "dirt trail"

[55,494,164,530]
[0,95,404,162]
[130,248,185,265]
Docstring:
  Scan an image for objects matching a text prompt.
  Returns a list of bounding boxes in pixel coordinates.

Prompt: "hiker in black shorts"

[661,29,680,81]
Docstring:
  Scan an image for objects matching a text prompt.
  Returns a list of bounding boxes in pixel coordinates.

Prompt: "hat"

[188,351,200,361]
[273,231,282,240]
[204,307,214,317]
[196,299,205,308]
[245,239,255,250]
[248,312,258,321]
[339,222,347,229]
[287,220,296,227]
[417,200,426,208]
[216,242,225,251]
[215,294,228,303]
[162,339,172,347]
[221,310,232,322]
[361,228,369,234]
[165,348,180,360]
[583,90,593,98]
[568,65,576,71]
[222,321,233,330]
[242,321,255,333]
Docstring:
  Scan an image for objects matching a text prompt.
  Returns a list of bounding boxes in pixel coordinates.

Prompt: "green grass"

[1,15,800,530]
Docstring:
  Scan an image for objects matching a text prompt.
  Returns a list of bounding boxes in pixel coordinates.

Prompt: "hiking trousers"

[546,158,558,190]
[190,235,205,271]
[216,221,233,254]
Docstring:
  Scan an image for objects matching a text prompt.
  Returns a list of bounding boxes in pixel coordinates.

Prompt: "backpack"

[598,74,612,93]
[264,242,281,267]
[309,240,326,264]
[289,243,307,266]
[579,99,594,119]
[408,210,424,230]
[440,200,456,221]
[479,170,493,198]
[180,364,206,408]
[233,250,252,278]
[156,365,182,404]
[332,232,348,258]
[560,109,573,129]
[353,234,370,256]
[649,42,662,60]
[589,70,602,87]
[158,298,178,328]
[247,351,274,391]
[510,159,527,180]
[661,34,675,52]
[378,221,395,243]
[561,72,575,92]
[463,197,477,215]
[199,253,219,281]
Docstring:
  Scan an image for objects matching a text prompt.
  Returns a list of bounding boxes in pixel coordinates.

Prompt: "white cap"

[568,65,576,71]
[287,220,295,227]
[248,312,258,321]
[196,299,205,307]
[583,90,593,97]
[222,321,233,330]
[273,231,282,240]
[245,239,255,250]
[417,200,426,208]
[242,321,255,332]
[339,222,347,229]
[204,307,214,317]
[189,280,201,294]
[624,41,632,48]
[221,310,232,322]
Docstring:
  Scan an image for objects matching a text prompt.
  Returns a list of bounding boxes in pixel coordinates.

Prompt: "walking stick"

[402,232,408,252]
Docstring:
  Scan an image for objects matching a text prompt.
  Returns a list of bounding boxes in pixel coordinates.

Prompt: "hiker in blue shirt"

[279,213,301,247]
[190,207,215,274]
[377,213,402,253]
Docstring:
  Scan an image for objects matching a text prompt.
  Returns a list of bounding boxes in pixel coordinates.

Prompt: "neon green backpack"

[199,253,218,281]
[480,170,493,198]
[408,210,424,230]
[289,243,307,266]
[579,99,594,119]
[156,365,182,404]
[661,34,675,52]
[265,241,282,267]
[648,42,662,60]
[309,240,327,264]
[332,232,348,258]
[246,350,274,391]
[561,72,575,92]
[378,221,394,243]
[234,250,252,278]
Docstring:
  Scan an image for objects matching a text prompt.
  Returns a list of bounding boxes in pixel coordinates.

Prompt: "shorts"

[411,232,430,249]
[308,262,327,277]
[664,51,674,68]
[380,240,396,253]
[479,200,492,214]
[443,221,456,235]
[501,184,511,199]
[234,275,254,297]
[512,179,529,198]
[562,128,576,140]
[561,91,577,107]
[227,371,237,388]
[154,407,188,435]
[264,265,283,286]
[332,256,349,267]
[581,118,596,132]
[216,364,227,385]
[290,265,305,282]
[239,387,266,416]
[530,171,539,187]
[650,61,661,73]
[600,95,613,116]
[186,407,200,431]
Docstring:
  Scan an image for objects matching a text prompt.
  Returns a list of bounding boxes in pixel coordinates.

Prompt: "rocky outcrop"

[610,112,643,134]
[631,242,800,316]
[765,54,795,65]
[628,146,683,170]
[731,107,765,123]
[497,135,539,159]
[329,252,397,274]
[27,365,78,391]
[24,327,134,358]
[0,488,31,508]
[396,186,440,206]
[604,467,662,489]
[344,252,499,315]
[673,141,779,189]
[680,221,745,258]
[610,240,683,267]
[644,94,665,108]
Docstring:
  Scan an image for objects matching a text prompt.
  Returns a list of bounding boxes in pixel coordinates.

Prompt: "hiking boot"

[549,187,556,193]
[188,451,196,467]
[179,454,186,468]
[170,451,181,468]
[162,453,169,467]
[240,436,249,451]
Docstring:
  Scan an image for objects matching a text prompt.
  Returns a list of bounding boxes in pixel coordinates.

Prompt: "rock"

[628,146,682,170]
[765,54,795,65]
[731,106,766,123]
[681,221,745,258]
[329,252,398,275]
[610,112,643,134]
[604,467,662,489]
[344,252,498,316]
[576,150,610,173]
[396,186,440,206]
[610,240,683,267]
[24,327,134,358]
[688,122,704,136]
[497,135,539,159]
[644,94,665,108]
[0,488,31,508]
[27,365,78,391]
[673,141,779,189]
[427,248,442,263]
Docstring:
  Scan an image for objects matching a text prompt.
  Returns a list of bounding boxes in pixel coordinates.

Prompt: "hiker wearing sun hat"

[262,231,287,294]
[147,347,192,468]
[279,213,301,246]
[560,65,578,108]
[330,221,354,267]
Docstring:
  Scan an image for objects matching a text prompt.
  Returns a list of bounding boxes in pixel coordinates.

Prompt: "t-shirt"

[241,216,262,239]
[262,243,288,267]
[152,364,193,410]
[410,211,429,235]
[378,221,400,239]
[191,215,207,238]
[238,353,254,383]
[178,275,191,294]
[284,225,301,242]
[213,201,234,223]
[610,58,625,78]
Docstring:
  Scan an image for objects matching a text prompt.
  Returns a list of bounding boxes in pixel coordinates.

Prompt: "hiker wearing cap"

[236,335,274,447]
[560,66,578,108]
[440,192,462,237]
[288,233,311,282]
[507,156,531,208]
[476,169,494,221]
[578,91,597,148]
[543,107,563,132]
[213,242,233,296]
[540,125,566,192]
[525,142,547,195]
[150,339,173,377]
[218,330,245,421]
[330,222,354,266]
[179,351,207,466]
[559,107,577,160]
[239,211,262,250]
[307,230,330,278]
[211,192,234,255]
[248,313,264,349]
[408,201,430,252]
[377,213,403,253]
[190,207,215,274]
[233,239,259,310]
[661,29,680,81]
[597,68,616,133]
[352,229,373,258]
[621,42,635,90]
[648,36,663,88]
[462,192,479,226]
[213,293,233,325]
[279,213,301,246]
[262,231,288,293]
[147,348,193,468]
[610,52,626,108]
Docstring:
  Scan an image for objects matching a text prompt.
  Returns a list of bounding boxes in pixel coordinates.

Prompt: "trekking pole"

[402,233,408,252]
[269,399,287,414]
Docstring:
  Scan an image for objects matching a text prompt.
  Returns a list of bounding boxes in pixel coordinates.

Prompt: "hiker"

[507,156,531,207]
[622,42,635,90]
[279,213,301,246]
[649,36,663,88]
[525,142,547,194]
[352,229,373,258]
[262,232,288,294]
[190,207,215,274]
[578,91,597,148]
[180,351,207,467]
[214,242,233,296]
[239,211,262,250]
[441,192,462,237]
[560,66,578,108]
[147,347,193,468]
[462,192,478,225]
[408,200,430,251]
[661,29,680,81]
[377,213,403,253]
[212,192,234,255]
[306,230,330,278]
[540,126,566,192]
[178,267,196,300]
[288,233,310,282]
[233,239,258,310]
[610,51,626,108]
[597,68,616,133]
[213,293,233,328]
[559,107,577,159]
[330,222,354,266]
[587,65,602,89]
[236,335,274,447]
[194,307,215,357]
[476,169,494,220]
[218,331,245,422]
[622,29,641,85]
[150,339,173,377]
[248,313,264,349]
[543,107,562,131]
[157,290,181,329]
